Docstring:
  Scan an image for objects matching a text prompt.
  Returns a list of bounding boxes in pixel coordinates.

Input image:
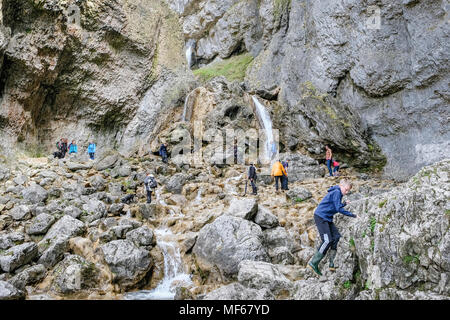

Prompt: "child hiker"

[308,179,357,276]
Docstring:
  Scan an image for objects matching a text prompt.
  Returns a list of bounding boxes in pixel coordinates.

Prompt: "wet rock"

[225,198,258,220]
[0,242,38,273]
[21,183,48,204]
[253,205,279,228]
[126,226,155,248]
[101,240,153,290]
[0,280,25,300]
[193,215,269,276]
[8,264,46,290]
[203,282,274,300]
[51,255,100,294]
[26,213,56,235]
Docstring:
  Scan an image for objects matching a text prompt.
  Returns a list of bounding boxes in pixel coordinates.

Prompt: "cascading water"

[185,39,196,69]
[251,96,276,162]
[124,190,191,300]
[181,90,195,122]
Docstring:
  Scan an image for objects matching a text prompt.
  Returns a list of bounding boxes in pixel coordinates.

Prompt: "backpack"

[149,178,157,188]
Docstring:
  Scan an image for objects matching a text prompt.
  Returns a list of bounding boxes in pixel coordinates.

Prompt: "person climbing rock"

[87,142,96,160]
[248,163,257,195]
[159,143,168,164]
[325,145,333,177]
[68,140,78,154]
[333,160,340,176]
[271,159,287,193]
[281,159,289,190]
[308,179,356,276]
[144,173,157,203]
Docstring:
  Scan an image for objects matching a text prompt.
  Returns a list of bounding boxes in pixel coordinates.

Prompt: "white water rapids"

[251,95,276,162]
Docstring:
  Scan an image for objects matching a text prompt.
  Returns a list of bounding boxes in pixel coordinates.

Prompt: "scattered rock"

[225,198,258,220]
[0,280,25,300]
[0,242,38,273]
[26,213,56,235]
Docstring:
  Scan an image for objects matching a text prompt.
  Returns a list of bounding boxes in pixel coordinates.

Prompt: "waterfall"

[181,89,195,122]
[124,228,192,300]
[185,39,196,69]
[251,95,276,161]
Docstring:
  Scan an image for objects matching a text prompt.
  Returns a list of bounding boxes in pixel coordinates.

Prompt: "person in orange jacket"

[271,160,287,192]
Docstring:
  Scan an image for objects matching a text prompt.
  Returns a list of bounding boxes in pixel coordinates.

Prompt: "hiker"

[325,145,333,177]
[54,138,64,158]
[144,173,157,204]
[308,179,357,276]
[68,140,78,154]
[159,143,168,164]
[333,160,340,176]
[60,138,68,158]
[271,159,287,192]
[281,159,289,190]
[87,142,96,160]
[247,163,257,195]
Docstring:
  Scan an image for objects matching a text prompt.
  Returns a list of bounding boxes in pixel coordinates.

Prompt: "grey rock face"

[51,255,100,294]
[237,260,293,294]
[263,227,296,265]
[42,215,86,242]
[126,226,155,248]
[0,232,25,250]
[8,264,46,291]
[9,205,32,221]
[0,242,38,273]
[26,213,56,235]
[193,215,270,276]
[166,173,190,194]
[101,240,152,290]
[286,186,312,202]
[253,205,279,229]
[225,198,258,220]
[202,282,274,300]
[21,184,48,204]
[0,280,25,300]
[81,199,107,223]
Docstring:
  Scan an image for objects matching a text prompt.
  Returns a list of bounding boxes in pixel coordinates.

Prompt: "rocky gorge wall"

[0,0,448,181]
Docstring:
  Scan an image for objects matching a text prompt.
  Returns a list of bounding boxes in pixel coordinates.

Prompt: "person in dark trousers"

[281,159,289,190]
[60,138,68,158]
[144,173,157,204]
[308,179,357,276]
[271,159,287,193]
[87,142,96,160]
[159,143,168,163]
[325,145,333,177]
[247,163,257,195]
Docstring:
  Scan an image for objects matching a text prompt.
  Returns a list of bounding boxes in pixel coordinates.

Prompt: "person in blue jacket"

[308,179,357,276]
[159,143,168,163]
[68,140,78,154]
[87,142,96,160]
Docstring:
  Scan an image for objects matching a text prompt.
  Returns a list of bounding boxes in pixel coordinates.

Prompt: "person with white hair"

[144,173,158,204]
[308,179,357,276]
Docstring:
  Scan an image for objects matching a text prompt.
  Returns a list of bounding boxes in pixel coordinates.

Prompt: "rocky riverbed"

[0,150,448,300]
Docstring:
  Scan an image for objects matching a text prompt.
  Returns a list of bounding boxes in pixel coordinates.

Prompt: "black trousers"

[314,215,341,255]
[275,176,282,190]
[250,179,257,194]
[146,190,152,203]
[281,175,288,190]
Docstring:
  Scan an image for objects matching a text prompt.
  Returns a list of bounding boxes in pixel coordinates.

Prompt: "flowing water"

[181,89,195,122]
[251,96,276,162]
[185,39,195,69]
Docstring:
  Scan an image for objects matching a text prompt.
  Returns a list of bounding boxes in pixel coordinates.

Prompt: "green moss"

[295,197,306,203]
[403,255,420,265]
[378,199,387,208]
[193,53,254,83]
[274,0,291,21]
[349,237,355,248]
[343,280,351,289]
[446,209,450,216]
[370,217,377,233]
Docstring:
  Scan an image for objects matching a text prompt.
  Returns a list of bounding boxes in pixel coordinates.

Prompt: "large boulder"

[94,154,119,171]
[253,205,279,228]
[286,186,312,202]
[263,227,296,265]
[81,199,107,223]
[202,282,274,300]
[21,183,48,204]
[51,255,100,295]
[101,240,153,290]
[126,226,155,248]
[8,264,46,290]
[166,173,190,194]
[193,215,270,277]
[0,242,38,273]
[0,232,25,250]
[225,198,258,220]
[9,205,32,221]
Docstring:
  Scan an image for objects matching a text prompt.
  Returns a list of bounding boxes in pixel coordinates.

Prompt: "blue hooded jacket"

[87,143,96,153]
[314,185,356,222]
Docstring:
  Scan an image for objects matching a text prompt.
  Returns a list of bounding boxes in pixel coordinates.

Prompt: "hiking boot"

[329,249,337,271]
[308,251,324,276]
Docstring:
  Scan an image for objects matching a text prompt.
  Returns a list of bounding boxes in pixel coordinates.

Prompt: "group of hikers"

[53,138,97,160]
